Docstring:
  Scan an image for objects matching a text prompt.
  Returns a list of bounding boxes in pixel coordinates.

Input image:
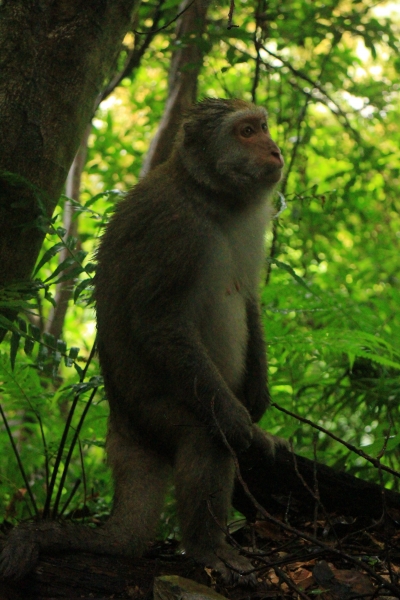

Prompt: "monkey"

[0,98,284,585]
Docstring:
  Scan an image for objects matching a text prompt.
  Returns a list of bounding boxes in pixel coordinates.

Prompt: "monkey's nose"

[271,151,284,167]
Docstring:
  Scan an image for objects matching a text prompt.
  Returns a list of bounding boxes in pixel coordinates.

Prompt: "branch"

[271,401,400,480]
[260,45,361,140]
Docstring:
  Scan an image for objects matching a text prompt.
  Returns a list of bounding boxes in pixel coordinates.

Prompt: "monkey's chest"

[195,244,257,392]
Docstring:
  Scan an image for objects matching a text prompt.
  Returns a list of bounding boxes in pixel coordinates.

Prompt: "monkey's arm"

[134,314,254,452]
[241,299,270,422]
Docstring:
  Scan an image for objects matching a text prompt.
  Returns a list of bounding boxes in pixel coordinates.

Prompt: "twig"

[251,40,262,103]
[97,0,169,106]
[251,0,267,103]
[227,0,239,29]
[0,404,38,516]
[265,91,309,285]
[312,435,319,538]
[274,566,311,600]
[377,424,396,586]
[133,0,196,35]
[260,45,360,140]
[59,478,81,517]
[78,438,88,509]
[52,386,97,518]
[43,340,97,518]
[2,360,50,492]
[289,439,341,548]
[272,401,400,479]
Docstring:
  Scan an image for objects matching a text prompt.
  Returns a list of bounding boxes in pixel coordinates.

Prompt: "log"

[0,551,203,600]
[2,449,399,599]
[233,445,400,520]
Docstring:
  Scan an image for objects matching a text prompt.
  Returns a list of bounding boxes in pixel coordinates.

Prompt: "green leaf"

[33,243,64,276]
[54,265,85,284]
[24,337,35,356]
[10,331,21,370]
[269,258,314,294]
[74,278,94,303]
[44,259,82,283]
[29,324,41,342]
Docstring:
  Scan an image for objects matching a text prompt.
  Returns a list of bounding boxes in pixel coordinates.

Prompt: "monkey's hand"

[237,425,289,474]
[243,384,270,423]
[242,299,270,423]
[215,401,253,453]
[251,424,288,456]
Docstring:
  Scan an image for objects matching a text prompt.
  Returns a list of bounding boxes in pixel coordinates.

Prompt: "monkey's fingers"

[216,563,258,588]
[217,404,254,453]
[191,546,257,587]
[250,425,286,458]
[209,551,257,587]
[248,388,270,423]
[0,537,39,580]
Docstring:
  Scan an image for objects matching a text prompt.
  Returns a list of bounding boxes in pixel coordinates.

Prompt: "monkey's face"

[234,115,284,183]
[178,99,284,198]
[214,110,284,189]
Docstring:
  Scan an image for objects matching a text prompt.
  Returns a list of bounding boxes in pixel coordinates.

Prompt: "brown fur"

[0,98,284,584]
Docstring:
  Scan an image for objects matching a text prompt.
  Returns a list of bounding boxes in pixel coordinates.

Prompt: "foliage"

[0,0,399,524]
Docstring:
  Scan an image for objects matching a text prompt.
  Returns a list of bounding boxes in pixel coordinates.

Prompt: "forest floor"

[1,504,400,600]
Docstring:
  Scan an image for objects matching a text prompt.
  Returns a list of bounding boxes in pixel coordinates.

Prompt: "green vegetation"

[1,0,399,526]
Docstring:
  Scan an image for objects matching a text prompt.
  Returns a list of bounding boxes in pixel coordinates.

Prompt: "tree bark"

[141,0,211,175]
[0,552,207,600]
[0,0,138,290]
[45,124,91,339]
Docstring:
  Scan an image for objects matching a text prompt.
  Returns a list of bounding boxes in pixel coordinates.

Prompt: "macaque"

[0,98,284,585]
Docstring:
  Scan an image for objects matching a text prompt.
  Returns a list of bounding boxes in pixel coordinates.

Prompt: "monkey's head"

[176,98,284,199]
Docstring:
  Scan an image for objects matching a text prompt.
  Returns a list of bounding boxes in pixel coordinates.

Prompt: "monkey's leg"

[0,424,170,580]
[105,421,171,552]
[174,429,257,586]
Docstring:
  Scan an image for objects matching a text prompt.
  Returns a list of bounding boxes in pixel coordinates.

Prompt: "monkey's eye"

[241,125,255,138]
[261,122,268,132]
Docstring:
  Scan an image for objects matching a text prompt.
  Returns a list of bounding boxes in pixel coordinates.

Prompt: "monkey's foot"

[191,546,257,587]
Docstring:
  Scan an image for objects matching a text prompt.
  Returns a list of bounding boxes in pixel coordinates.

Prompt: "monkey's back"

[95,162,209,405]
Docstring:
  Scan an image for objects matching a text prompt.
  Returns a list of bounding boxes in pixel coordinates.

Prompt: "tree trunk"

[141,0,211,175]
[45,124,91,339]
[0,0,138,290]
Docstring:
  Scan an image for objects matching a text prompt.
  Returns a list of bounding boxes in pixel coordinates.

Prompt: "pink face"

[233,115,284,182]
